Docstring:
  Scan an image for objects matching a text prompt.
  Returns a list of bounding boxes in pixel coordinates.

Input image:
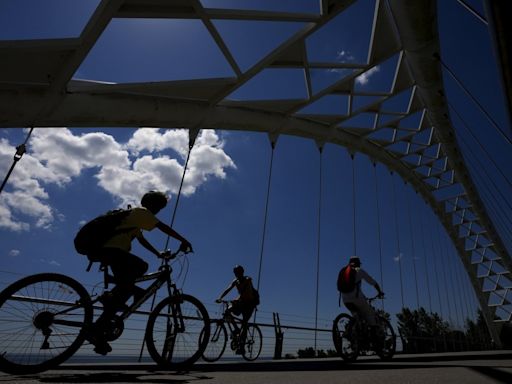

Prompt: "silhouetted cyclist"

[216,265,257,354]
[340,256,384,343]
[89,190,192,355]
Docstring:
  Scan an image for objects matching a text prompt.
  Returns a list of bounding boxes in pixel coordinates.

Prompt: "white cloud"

[8,249,20,257]
[356,66,380,85]
[40,258,61,267]
[0,128,235,231]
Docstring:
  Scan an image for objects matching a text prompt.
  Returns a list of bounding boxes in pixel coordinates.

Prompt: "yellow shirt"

[102,207,159,252]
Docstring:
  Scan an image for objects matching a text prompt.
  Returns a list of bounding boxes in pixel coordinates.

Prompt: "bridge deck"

[1,351,511,384]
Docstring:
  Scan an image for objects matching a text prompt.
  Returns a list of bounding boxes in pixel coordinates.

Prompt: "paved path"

[1,351,511,384]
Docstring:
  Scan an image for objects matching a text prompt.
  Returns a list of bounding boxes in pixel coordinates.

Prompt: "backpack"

[74,208,132,260]
[252,287,260,306]
[336,265,357,293]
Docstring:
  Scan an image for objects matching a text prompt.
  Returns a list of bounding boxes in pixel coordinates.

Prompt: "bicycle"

[0,250,210,374]
[332,295,396,362]
[201,300,262,362]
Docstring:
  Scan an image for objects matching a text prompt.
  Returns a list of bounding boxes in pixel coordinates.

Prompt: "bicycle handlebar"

[368,293,385,303]
[159,248,192,261]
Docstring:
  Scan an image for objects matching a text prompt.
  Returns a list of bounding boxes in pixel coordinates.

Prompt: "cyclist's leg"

[91,248,148,354]
[238,304,254,354]
[227,301,242,334]
[353,297,384,348]
[101,248,148,312]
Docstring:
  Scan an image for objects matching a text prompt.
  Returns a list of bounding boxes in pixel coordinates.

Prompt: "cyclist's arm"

[360,269,384,296]
[136,233,160,257]
[217,281,236,301]
[155,221,192,250]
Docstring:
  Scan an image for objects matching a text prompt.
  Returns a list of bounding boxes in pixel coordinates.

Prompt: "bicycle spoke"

[0,274,92,374]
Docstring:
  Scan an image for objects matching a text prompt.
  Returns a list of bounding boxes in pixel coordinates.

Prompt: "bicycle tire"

[0,273,93,374]
[332,313,359,362]
[145,293,210,368]
[375,316,396,361]
[201,320,227,362]
[242,324,262,361]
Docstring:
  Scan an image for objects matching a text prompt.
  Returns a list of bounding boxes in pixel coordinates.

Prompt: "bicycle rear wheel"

[332,313,359,362]
[201,320,227,362]
[146,294,210,368]
[0,273,93,374]
[242,324,262,361]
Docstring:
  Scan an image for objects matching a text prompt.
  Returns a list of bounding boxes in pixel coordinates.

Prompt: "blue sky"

[0,0,511,342]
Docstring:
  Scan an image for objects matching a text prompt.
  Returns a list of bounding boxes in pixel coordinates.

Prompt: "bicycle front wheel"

[242,324,262,361]
[0,273,93,374]
[332,313,359,362]
[201,320,227,362]
[146,294,210,368]
[375,316,396,361]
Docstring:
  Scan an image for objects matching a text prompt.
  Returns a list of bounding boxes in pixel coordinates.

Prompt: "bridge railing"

[0,271,495,363]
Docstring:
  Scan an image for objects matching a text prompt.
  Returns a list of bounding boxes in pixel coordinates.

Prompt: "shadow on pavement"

[1,371,212,384]
[2,352,511,384]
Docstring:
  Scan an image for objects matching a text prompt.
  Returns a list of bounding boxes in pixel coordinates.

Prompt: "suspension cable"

[391,173,405,309]
[406,188,420,309]
[436,54,512,147]
[426,205,444,318]
[457,126,512,214]
[372,162,385,311]
[418,202,433,313]
[0,127,34,195]
[253,139,276,327]
[456,0,487,24]
[455,250,472,326]
[442,229,463,329]
[434,221,455,327]
[449,101,512,189]
[164,136,196,250]
[450,241,467,332]
[351,153,357,256]
[139,129,197,363]
[314,146,323,351]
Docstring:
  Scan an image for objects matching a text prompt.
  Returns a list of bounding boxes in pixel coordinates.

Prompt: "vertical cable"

[446,235,466,332]
[406,189,420,309]
[418,205,433,313]
[373,163,385,310]
[351,154,357,256]
[164,140,195,249]
[435,222,454,327]
[140,130,196,362]
[256,141,276,292]
[253,140,276,326]
[454,248,472,327]
[426,207,444,318]
[314,147,323,351]
[391,174,405,309]
[0,127,34,195]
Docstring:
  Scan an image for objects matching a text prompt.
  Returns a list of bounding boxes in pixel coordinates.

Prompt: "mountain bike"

[332,295,396,362]
[201,300,262,362]
[0,250,210,374]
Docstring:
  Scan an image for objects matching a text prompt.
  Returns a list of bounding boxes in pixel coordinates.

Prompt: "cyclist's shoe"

[235,346,245,355]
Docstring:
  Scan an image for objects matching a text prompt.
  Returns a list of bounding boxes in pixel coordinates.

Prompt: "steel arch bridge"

[0,0,511,345]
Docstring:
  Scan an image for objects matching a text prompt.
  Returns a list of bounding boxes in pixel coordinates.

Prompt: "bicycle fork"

[162,297,185,360]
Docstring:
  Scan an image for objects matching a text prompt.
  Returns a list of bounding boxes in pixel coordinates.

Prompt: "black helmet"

[233,265,244,275]
[349,255,361,266]
[141,191,168,212]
